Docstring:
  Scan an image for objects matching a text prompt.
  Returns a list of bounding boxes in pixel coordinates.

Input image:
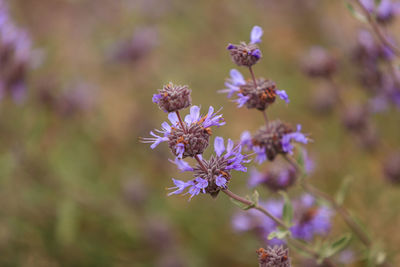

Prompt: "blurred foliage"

[0,0,399,266]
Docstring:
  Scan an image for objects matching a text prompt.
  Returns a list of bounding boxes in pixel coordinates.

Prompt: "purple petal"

[152,93,162,103]
[171,158,193,172]
[235,93,250,108]
[276,90,290,104]
[176,143,185,158]
[215,175,227,187]
[251,49,261,59]
[230,69,246,85]
[214,136,225,157]
[250,25,263,44]
[168,112,179,125]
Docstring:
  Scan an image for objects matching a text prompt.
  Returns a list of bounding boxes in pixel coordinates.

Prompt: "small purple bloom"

[152,93,162,103]
[240,131,252,147]
[215,175,227,187]
[171,158,193,172]
[250,25,263,44]
[276,90,290,103]
[360,0,374,12]
[253,146,267,164]
[227,43,236,50]
[184,105,201,125]
[235,93,250,107]
[214,136,225,157]
[230,69,246,85]
[251,49,262,59]
[203,106,226,127]
[281,125,308,154]
[176,143,185,158]
[167,178,192,196]
[194,177,208,193]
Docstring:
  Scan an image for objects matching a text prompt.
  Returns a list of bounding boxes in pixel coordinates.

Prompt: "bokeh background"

[2,0,400,266]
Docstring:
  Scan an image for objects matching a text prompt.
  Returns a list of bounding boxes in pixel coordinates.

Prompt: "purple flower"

[215,175,227,187]
[152,93,162,103]
[175,143,185,158]
[281,124,308,154]
[276,90,290,103]
[250,25,263,44]
[219,69,246,98]
[250,48,262,59]
[170,158,193,172]
[167,179,193,196]
[253,146,267,164]
[235,93,250,108]
[248,165,297,191]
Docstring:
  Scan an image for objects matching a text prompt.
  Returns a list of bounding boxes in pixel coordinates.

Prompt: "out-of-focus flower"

[142,105,225,158]
[108,26,158,64]
[341,104,369,132]
[232,194,333,243]
[301,46,337,78]
[167,137,249,200]
[310,83,338,114]
[227,26,263,67]
[0,1,33,103]
[360,0,400,24]
[256,246,291,267]
[383,151,400,184]
[153,82,192,113]
[248,164,297,191]
[241,120,308,162]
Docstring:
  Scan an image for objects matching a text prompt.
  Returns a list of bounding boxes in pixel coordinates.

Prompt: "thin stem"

[222,189,338,267]
[283,155,372,248]
[248,66,258,88]
[354,0,400,57]
[175,111,186,133]
[261,109,269,125]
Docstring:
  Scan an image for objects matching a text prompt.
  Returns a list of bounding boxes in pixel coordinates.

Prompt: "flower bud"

[227,42,262,67]
[153,83,192,113]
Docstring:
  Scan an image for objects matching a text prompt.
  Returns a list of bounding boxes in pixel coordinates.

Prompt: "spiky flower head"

[167,137,249,200]
[227,26,263,67]
[152,82,192,113]
[241,120,308,163]
[248,164,297,191]
[257,246,291,267]
[220,69,289,110]
[141,105,225,158]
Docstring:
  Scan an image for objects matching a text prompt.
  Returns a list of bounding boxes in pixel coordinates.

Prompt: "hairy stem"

[175,111,186,133]
[261,109,269,125]
[249,66,258,88]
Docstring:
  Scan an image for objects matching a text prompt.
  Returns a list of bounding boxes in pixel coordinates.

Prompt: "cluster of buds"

[142,83,249,200]
[0,0,32,103]
[256,246,291,267]
[221,27,289,111]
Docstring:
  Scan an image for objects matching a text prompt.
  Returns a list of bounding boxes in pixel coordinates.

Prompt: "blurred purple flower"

[250,25,263,44]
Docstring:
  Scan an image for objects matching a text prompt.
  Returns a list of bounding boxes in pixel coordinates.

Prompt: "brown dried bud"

[257,246,291,267]
[153,83,192,113]
[227,42,262,67]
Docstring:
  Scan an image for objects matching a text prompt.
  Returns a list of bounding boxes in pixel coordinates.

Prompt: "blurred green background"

[1,0,400,266]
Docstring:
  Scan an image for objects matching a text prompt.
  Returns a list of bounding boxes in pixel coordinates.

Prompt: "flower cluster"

[143,82,249,200]
[241,120,308,162]
[222,26,289,110]
[248,164,297,191]
[0,0,32,103]
[232,194,333,243]
[168,137,249,199]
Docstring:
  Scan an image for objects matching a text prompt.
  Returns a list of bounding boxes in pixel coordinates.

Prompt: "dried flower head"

[227,26,263,67]
[241,120,308,162]
[153,82,192,113]
[142,105,225,158]
[302,46,337,78]
[248,164,297,191]
[220,69,289,110]
[257,246,291,267]
[167,137,249,200]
